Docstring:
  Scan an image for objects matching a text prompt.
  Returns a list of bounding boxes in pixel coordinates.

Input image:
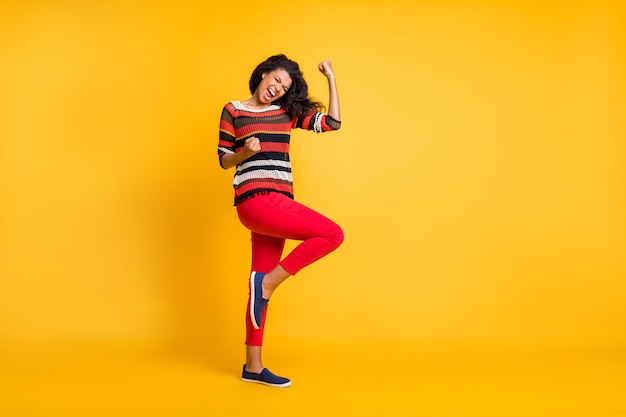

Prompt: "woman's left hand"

[318,59,335,78]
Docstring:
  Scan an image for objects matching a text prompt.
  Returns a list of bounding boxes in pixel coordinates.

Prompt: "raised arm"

[318,59,340,121]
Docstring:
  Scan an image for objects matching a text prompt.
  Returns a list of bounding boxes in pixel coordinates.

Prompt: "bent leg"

[237,193,344,370]
[239,193,344,277]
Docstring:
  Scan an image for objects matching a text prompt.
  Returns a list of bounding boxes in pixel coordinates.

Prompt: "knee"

[328,224,344,249]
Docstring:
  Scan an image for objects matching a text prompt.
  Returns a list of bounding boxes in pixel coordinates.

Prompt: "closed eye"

[275,76,289,93]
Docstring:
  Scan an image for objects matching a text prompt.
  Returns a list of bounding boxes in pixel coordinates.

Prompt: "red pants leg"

[237,193,344,346]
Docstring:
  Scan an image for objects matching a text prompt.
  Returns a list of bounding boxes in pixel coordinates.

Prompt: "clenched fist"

[244,136,261,156]
[318,59,335,78]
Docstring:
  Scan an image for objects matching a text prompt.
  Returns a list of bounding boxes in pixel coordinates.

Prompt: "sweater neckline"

[232,100,281,113]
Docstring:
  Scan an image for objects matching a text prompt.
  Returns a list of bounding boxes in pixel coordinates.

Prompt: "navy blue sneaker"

[241,365,291,388]
[249,271,269,330]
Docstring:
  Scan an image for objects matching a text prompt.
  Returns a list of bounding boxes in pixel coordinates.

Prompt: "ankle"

[261,279,274,299]
[245,364,264,374]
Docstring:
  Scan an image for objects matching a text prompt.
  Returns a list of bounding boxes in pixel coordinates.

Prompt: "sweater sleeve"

[294,111,341,133]
[217,104,236,168]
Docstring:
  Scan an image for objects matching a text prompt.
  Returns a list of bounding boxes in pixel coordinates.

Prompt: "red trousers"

[236,192,344,346]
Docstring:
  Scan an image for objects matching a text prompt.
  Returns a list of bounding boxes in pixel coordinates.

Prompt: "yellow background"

[1,1,625,416]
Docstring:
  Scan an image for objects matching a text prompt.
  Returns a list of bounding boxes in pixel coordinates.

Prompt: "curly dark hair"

[249,54,324,119]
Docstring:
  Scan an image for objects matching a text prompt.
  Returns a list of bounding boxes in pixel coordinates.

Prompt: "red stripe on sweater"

[235,179,293,194]
[260,143,289,153]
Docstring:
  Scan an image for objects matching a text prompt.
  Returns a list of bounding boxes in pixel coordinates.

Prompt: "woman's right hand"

[219,136,261,169]
[244,137,261,156]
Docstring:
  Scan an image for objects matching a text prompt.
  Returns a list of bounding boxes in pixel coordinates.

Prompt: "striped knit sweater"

[218,100,341,205]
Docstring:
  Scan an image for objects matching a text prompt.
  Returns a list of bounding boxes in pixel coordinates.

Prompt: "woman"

[217,54,343,387]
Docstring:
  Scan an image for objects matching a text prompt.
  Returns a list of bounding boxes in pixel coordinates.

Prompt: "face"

[257,69,293,104]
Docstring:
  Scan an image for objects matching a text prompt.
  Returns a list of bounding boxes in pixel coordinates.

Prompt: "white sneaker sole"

[242,377,292,388]
[249,271,261,329]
